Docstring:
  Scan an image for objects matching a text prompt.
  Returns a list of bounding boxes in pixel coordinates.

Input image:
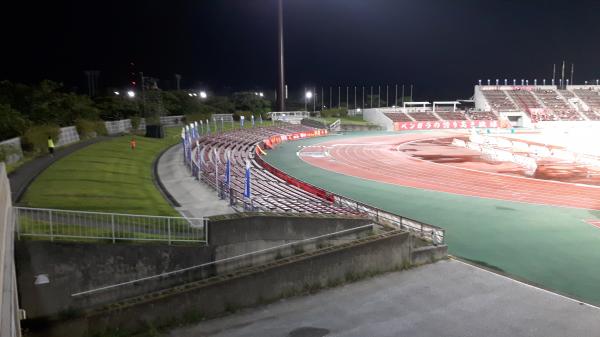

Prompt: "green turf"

[263,132,600,305]
[21,128,182,216]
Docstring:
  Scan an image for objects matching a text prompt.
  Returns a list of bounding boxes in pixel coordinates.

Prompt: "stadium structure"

[181,83,600,309]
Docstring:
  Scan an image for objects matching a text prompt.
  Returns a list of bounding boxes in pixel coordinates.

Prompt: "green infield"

[263,132,600,306]
[21,128,182,215]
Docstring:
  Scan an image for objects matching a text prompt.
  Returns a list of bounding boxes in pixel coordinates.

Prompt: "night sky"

[1,0,599,100]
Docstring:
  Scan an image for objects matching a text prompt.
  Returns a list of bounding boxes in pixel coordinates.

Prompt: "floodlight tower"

[276,0,286,112]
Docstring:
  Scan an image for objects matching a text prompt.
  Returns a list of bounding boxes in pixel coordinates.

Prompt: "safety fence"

[13,207,207,245]
[71,223,376,297]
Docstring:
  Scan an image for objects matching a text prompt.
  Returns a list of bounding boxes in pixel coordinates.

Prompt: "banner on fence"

[394,120,498,131]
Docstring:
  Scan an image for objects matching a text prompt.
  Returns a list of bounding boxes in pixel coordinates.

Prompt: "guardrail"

[14,207,207,245]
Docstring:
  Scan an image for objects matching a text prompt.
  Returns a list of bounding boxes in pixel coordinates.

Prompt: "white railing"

[13,207,207,245]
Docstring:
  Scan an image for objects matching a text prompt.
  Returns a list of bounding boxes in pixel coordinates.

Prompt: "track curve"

[299,132,600,210]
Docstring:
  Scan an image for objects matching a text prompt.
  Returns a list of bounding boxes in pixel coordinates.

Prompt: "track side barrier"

[255,138,445,244]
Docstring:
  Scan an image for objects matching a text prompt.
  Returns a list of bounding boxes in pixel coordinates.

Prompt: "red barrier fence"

[394,119,498,131]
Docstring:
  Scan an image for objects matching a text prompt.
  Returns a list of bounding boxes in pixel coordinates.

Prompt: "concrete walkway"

[157,145,235,218]
[8,137,108,203]
[169,259,600,337]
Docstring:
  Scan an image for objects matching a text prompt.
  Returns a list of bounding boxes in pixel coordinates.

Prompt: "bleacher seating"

[573,89,600,120]
[435,111,468,120]
[194,125,359,215]
[481,90,518,111]
[384,112,413,122]
[409,112,440,121]
[467,111,497,120]
[532,89,581,121]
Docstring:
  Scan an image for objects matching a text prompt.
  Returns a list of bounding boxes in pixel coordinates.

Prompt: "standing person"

[47,136,55,157]
[130,137,137,150]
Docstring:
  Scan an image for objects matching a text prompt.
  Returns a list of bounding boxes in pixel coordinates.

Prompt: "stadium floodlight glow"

[114,91,120,95]
[193,93,198,97]
[513,79,516,85]
[259,92,264,97]
[521,79,524,85]
[199,91,207,99]
[487,79,491,85]
[566,79,570,85]
[495,79,499,85]
[543,79,546,85]
[356,108,360,112]
[526,80,529,85]
[504,79,508,85]
[127,90,135,98]
[478,79,482,85]
[596,79,599,85]
[188,93,193,97]
[305,91,313,99]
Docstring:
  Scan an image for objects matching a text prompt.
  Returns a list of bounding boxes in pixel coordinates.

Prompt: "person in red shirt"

[130,137,137,150]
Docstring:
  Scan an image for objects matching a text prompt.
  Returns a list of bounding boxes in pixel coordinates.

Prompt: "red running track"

[299,132,600,210]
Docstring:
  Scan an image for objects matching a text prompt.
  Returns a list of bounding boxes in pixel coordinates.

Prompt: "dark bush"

[22,124,60,153]
[320,107,348,118]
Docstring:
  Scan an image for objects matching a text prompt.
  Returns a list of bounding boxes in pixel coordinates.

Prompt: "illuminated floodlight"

[188,93,193,97]
[114,91,120,95]
[199,91,207,99]
[259,92,264,97]
[193,93,198,97]
[305,91,313,99]
[127,90,135,98]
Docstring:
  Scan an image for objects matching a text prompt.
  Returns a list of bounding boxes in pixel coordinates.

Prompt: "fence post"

[14,207,20,240]
[49,209,53,242]
[205,218,209,244]
[168,218,171,245]
[111,214,115,243]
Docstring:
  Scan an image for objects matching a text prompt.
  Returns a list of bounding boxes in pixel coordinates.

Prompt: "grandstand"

[191,124,358,215]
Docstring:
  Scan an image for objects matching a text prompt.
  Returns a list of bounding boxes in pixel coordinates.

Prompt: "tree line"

[0,79,273,142]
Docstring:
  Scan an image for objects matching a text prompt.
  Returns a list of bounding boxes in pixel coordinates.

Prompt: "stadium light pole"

[362,86,365,109]
[346,86,349,109]
[276,0,285,112]
[410,84,413,101]
[354,86,357,109]
[313,87,316,112]
[321,87,324,110]
[386,85,389,107]
[504,79,507,85]
[395,84,398,106]
[370,86,373,108]
[329,86,332,109]
[378,85,381,108]
[338,86,341,107]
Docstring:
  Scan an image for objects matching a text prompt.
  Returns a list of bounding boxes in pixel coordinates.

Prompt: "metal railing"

[333,195,445,244]
[13,207,207,244]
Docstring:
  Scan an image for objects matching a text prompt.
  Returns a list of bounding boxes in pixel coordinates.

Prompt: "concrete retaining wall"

[363,108,394,131]
[55,126,80,147]
[0,138,24,165]
[34,231,439,337]
[0,163,21,337]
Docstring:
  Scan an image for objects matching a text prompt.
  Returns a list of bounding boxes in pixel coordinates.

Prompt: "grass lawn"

[317,116,373,126]
[21,127,182,216]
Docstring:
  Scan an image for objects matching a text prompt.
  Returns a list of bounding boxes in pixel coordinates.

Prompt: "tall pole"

[313,87,316,112]
[570,63,574,85]
[304,88,307,111]
[410,84,413,101]
[354,86,357,109]
[362,86,365,109]
[552,64,556,83]
[378,85,381,108]
[395,84,398,106]
[401,85,405,104]
[370,86,373,108]
[276,0,285,112]
[329,86,332,109]
[338,86,341,107]
[321,87,324,110]
[346,86,349,108]
[386,85,389,107]
[561,60,566,88]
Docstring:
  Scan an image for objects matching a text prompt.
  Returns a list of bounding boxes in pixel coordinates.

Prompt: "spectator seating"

[532,89,581,121]
[481,90,518,111]
[435,111,468,120]
[195,125,359,215]
[573,89,600,120]
[384,112,413,122]
[408,112,440,121]
[467,111,497,120]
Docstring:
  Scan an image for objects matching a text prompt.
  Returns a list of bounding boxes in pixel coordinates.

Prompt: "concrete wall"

[15,241,215,319]
[0,138,23,165]
[363,108,394,131]
[0,163,21,337]
[55,126,80,147]
[33,231,446,337]
[16,214,373,319]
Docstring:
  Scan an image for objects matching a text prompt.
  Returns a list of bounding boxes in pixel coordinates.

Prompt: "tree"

[0,104,29,141]
[232,92,271,114]
[95,95,141,120]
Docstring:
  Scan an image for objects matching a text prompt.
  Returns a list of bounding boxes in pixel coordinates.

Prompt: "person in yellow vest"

[47,136,55,157]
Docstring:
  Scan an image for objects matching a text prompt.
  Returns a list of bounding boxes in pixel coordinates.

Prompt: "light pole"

[305,90,313,112]
[276,0,285,112]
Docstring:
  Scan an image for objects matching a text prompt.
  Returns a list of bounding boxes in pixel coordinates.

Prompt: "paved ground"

[8,137,108,203]
[264,133,600,306]
[169,259,600,337]
[157,145,235,218]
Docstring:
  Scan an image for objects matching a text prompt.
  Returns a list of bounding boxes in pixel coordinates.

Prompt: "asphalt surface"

[8,137,109,203]
[157,145,235,218]
[169,259,600,337]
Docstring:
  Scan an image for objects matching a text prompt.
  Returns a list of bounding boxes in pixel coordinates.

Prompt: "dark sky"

[1,0,599,100]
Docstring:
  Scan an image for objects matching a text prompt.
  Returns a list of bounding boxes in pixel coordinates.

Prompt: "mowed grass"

[21,128,182,216]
